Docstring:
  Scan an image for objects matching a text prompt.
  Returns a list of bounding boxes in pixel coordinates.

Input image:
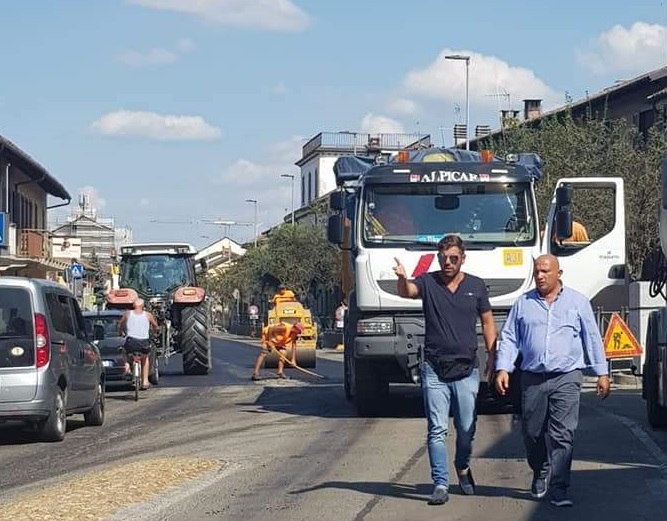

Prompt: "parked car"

[82,309,159,387]
[0,277,105,442]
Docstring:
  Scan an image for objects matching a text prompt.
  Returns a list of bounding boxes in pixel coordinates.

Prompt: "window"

[45,293,75,335]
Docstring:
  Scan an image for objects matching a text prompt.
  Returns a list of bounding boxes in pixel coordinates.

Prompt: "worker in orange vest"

[270,285,297,307]
[251,321,304,381]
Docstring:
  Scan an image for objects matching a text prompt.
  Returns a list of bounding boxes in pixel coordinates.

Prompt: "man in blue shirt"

[495,254,611,507]
[395,234,497,506]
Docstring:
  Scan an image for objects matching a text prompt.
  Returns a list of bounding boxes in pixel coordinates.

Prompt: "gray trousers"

[521,370,582,494]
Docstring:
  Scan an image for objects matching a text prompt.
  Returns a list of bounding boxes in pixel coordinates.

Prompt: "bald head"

[533,254,562,297]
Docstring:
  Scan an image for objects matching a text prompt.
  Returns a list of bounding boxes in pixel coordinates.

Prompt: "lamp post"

[445,54,470,150]
[245,199,258,247]
[280,174,296,225]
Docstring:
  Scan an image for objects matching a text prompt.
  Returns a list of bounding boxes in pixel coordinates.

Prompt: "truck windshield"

[362,182,536,247]
[119,254,192,295]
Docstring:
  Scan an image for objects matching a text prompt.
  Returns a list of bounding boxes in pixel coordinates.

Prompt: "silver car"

[0,277,105,441]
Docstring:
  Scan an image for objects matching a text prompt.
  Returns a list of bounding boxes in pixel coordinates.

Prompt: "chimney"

[501,110,520,129]
[453,124,467,146]
[475,125,491,138]
[523,99,542,121]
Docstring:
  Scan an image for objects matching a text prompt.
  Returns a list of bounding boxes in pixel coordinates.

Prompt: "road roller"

[263,299,317,369]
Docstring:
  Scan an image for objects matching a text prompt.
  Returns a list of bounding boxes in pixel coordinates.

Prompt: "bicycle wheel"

[133,359,140,401]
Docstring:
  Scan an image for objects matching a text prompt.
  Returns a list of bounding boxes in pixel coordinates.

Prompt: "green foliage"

[487,112,667,279]
[209,220,340,306]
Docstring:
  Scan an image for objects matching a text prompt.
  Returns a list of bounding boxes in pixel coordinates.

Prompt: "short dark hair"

[437,234,465,254]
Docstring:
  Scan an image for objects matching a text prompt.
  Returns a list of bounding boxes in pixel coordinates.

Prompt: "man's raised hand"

[393,257,407,278]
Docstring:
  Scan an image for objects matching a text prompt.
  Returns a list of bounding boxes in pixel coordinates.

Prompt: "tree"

[210,220,340,309]
[487,113,667,280]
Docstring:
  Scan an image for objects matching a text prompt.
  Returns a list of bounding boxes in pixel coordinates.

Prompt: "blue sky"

[1,0,666,247]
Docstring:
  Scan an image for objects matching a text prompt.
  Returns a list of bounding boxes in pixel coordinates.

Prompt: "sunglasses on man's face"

[438,253,460,265]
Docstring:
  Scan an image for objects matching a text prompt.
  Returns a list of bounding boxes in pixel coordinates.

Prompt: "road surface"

[0,334,666,521]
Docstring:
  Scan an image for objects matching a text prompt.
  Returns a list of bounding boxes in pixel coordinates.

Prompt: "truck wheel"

[353,359,387,417]
[645,313,667,428]
[343,347,352,401]
[180,304,211,375]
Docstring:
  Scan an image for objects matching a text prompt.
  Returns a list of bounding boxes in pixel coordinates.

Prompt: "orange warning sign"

[603,313,642,359]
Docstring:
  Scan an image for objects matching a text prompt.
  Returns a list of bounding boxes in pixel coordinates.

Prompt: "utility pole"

[445,54,471,150]
[245,199,258,247]
[280,174,296,225]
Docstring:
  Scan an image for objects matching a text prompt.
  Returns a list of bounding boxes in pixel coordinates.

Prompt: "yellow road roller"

[263,298,317,369]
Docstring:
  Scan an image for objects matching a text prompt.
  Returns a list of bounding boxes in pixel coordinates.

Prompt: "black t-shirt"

[414,271,491,364]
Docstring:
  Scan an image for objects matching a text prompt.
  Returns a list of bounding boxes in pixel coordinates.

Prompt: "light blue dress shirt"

[496,284,608,376]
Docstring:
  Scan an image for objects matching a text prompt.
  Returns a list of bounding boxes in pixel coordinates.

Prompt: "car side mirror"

[93,325,105,341]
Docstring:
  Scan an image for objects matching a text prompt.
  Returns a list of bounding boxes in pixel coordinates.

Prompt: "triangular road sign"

[603,313,642,359]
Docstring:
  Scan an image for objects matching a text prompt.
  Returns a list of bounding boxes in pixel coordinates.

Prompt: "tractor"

[106,243,212,378]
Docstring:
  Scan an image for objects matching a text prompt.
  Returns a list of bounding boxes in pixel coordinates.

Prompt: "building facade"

[295,131,432,207]
[0,133,72,277]
[50,192,133,265]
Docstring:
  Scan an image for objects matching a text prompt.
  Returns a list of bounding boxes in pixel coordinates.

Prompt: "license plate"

[102,360,114,368]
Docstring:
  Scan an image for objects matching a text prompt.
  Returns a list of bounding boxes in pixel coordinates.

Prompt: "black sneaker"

[550,489,573,507]
[458,467,476,495]
[530,476,548,499]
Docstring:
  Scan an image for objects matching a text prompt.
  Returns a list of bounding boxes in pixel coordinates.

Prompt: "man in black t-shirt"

[394,234,497,505]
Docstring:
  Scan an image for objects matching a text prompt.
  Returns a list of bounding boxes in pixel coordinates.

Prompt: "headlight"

[357,318,394,336]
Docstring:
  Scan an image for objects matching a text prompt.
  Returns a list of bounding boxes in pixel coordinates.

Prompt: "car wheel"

[38,387,67,442]
[84,382,105,426]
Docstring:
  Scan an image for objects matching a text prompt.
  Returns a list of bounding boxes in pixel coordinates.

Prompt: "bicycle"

[127,350,146,401]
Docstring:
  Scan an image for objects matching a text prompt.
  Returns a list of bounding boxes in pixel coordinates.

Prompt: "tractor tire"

[180,304,211,376]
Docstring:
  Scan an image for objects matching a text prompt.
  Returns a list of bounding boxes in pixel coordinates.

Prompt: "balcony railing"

[301,132,431,159]
[19,230,52,258]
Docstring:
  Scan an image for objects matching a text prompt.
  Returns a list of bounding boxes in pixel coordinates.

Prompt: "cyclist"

[119,298,158,390]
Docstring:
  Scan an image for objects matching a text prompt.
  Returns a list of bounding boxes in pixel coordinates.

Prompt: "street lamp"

[245,199,258,247]
[445,54,471,150]
[280,174,296,226]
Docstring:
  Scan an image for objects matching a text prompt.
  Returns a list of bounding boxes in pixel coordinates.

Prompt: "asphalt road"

[0,335,666,521]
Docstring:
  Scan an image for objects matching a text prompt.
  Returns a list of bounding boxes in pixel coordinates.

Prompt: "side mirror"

[555,184,573,207]
[327,215,344,245]
[93,324,105,341]
[329,191,346,211]
[554,209,573,240]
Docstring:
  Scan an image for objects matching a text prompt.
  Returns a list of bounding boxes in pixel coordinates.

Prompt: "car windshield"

[83,315,122,338]
[119,254,192,295]
[362,182,536,247]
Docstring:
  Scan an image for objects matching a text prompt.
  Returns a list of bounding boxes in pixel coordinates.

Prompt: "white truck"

[642,159,667,428]
[327,147,627,416]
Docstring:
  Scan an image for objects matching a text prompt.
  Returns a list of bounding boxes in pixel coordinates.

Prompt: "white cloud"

[118,38,195,67]
[91,110,222,141]
[576,22,667,76]
[272,81,290,95]
[387,98,419,116]
[212,136,303,233]
[360,113,406,134]
[128,0,311,32]
[139,197,150,207]
[403,49,560,111]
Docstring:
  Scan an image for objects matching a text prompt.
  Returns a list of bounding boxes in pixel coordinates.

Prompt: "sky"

[1,0,666,248]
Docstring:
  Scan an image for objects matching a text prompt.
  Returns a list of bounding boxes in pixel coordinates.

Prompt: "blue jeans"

[421,361,480,488]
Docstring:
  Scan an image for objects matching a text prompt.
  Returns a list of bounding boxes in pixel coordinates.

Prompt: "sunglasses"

[438,253,460,264]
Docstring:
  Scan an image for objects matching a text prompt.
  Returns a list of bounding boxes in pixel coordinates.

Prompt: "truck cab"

[328,147,626,417]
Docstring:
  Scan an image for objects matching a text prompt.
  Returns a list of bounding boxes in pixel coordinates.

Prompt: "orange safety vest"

[270,289,296,306]
[262,322,298,350]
